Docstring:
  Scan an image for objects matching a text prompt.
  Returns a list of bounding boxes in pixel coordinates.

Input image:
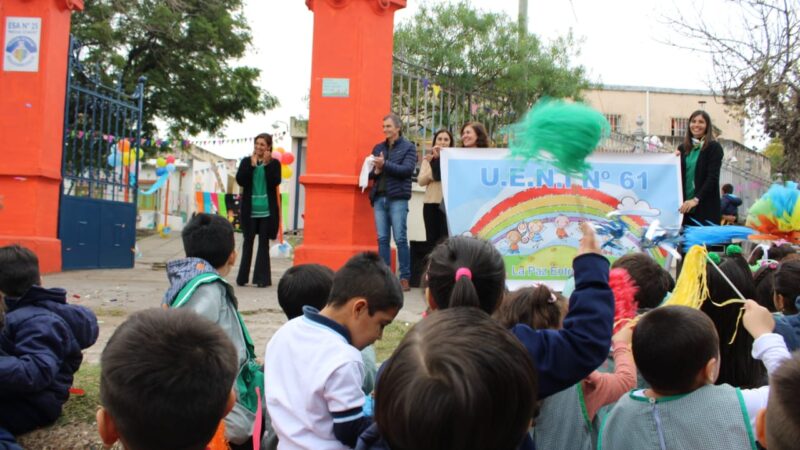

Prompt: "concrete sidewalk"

[44,233,426,363]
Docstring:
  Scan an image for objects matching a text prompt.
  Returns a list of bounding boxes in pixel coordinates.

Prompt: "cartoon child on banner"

[554,215,571,239]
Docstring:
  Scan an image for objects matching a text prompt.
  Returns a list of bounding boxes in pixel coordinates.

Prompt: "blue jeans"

[373,196,410,280]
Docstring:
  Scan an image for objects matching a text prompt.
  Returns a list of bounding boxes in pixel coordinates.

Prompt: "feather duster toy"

[509,98,610,175]
[746,182,800,243]
[609,268,639,333]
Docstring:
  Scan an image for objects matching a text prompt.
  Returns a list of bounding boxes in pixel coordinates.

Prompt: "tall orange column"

[0,0,83,273]
[294,0,406,269]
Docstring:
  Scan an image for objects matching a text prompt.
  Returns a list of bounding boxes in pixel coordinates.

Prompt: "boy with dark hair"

[721,183,742,224]
[265,252,403,450]
[599,302,789,449]
[0,244,98,435]
[163,213,261,447]
[97,308,238,450]
[756,352,800,450]
[277,264,336,320]
[611,253,674,310]
[276,264,377,394]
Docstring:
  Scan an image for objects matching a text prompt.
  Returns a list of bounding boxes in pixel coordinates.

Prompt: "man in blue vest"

[369,113,417,291]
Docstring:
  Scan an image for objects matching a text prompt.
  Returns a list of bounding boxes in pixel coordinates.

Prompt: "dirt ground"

[15,233,426,448]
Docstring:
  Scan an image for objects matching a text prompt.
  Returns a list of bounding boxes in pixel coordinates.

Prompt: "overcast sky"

[199,0,725,159]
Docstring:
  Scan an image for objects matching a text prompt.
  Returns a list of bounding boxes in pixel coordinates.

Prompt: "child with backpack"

[163,213,261,448]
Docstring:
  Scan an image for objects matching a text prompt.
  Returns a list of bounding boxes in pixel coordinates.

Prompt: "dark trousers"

[423,203,448,244]
[0,397,59,436]
[237,217,272,286]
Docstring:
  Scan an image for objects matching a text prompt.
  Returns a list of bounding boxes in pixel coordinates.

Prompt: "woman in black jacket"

[677,110,724,226]
[236,133,282,287]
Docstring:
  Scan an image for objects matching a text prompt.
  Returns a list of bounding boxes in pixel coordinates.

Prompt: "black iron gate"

[59,36,146,269]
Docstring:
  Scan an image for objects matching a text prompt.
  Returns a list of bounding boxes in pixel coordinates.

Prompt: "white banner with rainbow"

[440,149,683,290]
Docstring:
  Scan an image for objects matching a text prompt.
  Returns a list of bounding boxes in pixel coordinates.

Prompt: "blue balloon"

[107,152,120,167]
[155,167,167,176]
[166,163,176,173]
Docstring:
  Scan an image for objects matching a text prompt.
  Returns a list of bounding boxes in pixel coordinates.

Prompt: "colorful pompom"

[746,182,800,243]
[609,268,639,334]
[509,98,610,175]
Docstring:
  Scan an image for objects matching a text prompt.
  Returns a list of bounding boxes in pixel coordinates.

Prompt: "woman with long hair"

[417,129,453,243]
[460,121,491,148]
[235,133,282,287]
[677,110,724,225]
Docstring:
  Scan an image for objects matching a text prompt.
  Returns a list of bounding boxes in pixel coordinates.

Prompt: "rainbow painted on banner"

[470,186,661,281]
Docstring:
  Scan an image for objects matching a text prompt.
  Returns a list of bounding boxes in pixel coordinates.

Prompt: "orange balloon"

[117,139,131,153]
[275,147,286,154]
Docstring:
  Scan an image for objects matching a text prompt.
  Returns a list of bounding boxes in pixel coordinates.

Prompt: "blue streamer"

[203,192,213,213]
[682,225,755,251]
[140,173,170,195]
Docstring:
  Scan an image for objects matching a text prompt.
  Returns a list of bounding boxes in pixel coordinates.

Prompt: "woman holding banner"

[460,121,491,148]
[418,129,453,243]
[236,133,282,287]
[677,110,723,226]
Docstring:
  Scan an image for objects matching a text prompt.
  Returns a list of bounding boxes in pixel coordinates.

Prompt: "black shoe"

[256,283,270,288]
[236,282,247,287]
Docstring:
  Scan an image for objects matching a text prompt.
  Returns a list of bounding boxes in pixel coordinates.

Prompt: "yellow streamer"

[663,246,709,309]
[657,246,748,345]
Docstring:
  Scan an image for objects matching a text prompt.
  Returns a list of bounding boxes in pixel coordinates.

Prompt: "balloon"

[166,163,176,173]
[107,153,119,167]
[272,152,283,163]
[138,148,144,159]
[166,155,176,164]
[281,152,295,165]
[275,147,286,154]
[122,152,132,166]
[281,165,293,179]
[156,157,166,167]
[117,139,131,153]
[155,167,167,176]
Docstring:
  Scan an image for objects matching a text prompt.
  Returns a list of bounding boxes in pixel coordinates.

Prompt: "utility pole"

[518,0,529,37]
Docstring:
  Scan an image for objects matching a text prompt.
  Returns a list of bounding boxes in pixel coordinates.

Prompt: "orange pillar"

[0,0,83,273]
[294,0,406,269]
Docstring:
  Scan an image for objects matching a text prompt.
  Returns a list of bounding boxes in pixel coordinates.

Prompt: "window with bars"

[671,117,689,136]
[604,114,622,132]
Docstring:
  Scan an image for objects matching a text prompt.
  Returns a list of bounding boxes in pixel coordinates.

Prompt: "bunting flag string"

[64,128,260,149]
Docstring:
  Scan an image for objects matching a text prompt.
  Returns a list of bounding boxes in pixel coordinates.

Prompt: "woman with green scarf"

[236,133,282,287]
[677,110,724,226]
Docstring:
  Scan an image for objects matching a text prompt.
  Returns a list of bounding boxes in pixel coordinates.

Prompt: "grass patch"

[374,321,413,362]
[59,363,101,426]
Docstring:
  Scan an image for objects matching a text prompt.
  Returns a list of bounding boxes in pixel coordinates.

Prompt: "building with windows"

[585,84,771,213]
[584,85,744,142]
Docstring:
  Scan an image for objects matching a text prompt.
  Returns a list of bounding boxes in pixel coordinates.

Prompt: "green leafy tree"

[71,0,278,137]
[394,1,589,118]
[763,138,784,175]
[664,0,800,180]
